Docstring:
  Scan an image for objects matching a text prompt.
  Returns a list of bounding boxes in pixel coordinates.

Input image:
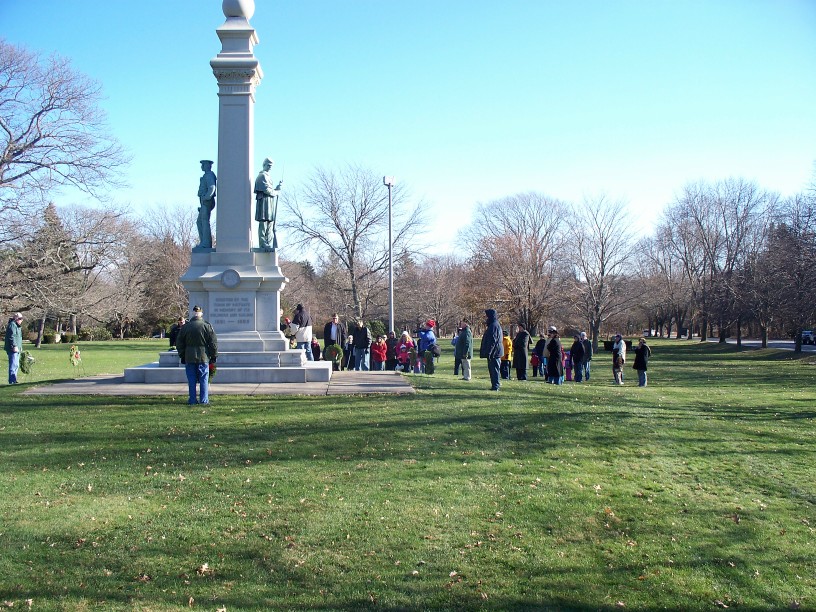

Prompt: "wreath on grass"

[69,344,82,367]
[19,351,35,375]
[323,343,344,364]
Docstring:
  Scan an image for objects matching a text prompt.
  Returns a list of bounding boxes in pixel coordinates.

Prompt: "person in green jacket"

[454,318,474,381]
[175,305,218,405]
[4,312,24,384]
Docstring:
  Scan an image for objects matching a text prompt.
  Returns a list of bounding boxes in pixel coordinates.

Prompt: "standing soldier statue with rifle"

[254,157,283,250]
[196,159,217,249]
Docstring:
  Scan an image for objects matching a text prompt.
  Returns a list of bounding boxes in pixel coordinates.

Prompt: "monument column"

[210,2,262,253]
[124,0,333,383]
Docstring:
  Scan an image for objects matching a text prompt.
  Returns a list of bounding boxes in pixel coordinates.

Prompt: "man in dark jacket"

[322,313,346,352]
[570,334,586,382]
[454,319,474,381]
[169,316,185,350]
[385,331,399,371]
[176,305,218,405]
[532,332,547,377]
[479,309,503,391]
[4,312,24,384]
[545,326,564,385]
[352,320,372,371]
[512,323,532,381]
[580,331,593,381]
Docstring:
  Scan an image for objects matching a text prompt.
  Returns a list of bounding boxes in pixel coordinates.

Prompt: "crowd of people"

[465,310,652,390]
[160,300,653,397]
[5,301,651,391]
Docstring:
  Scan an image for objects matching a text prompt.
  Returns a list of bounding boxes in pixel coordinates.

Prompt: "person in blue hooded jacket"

[479,308,504,391]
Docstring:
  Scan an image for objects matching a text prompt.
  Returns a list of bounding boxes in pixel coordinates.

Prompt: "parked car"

[802,330,815,345]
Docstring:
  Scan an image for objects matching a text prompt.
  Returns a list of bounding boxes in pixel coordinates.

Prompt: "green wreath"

[19,351,35,375]
[323,343,344,364]
[422,349,436,374]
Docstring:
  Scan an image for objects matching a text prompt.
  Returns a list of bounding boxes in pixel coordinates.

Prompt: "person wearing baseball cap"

[4,312,24,384]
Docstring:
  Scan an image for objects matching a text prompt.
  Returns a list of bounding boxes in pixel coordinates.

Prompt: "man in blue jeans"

[4,312,24,384]
[580,331,593,381]
[479,309,503,391]
[176,305,218,405]
[353,320,372,371]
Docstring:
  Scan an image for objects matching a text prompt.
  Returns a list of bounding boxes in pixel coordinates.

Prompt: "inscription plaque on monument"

[210,293,254,330]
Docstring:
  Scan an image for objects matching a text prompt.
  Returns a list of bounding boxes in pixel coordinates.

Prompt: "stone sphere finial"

[222,0,255,20]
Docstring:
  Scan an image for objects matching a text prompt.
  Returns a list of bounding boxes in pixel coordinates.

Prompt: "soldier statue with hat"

[196,159,217,249]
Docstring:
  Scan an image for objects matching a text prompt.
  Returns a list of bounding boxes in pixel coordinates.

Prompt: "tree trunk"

[591,320,601,353]
[736,317,742,350]
[35,317,46,348]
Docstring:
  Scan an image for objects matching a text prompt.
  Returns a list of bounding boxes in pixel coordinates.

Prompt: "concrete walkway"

[23,370,415,397]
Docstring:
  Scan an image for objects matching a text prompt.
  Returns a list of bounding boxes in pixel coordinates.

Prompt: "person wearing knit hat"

[479,309,503,391]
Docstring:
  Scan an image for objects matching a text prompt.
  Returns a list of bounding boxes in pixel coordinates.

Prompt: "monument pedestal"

[124,250,333,384]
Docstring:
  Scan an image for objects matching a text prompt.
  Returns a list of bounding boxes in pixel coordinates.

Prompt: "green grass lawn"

[1,339,814,611]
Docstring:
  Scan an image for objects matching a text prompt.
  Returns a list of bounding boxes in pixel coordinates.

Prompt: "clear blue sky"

[3,0,815,250]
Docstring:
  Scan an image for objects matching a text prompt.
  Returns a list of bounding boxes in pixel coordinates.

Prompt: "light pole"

[383,176,395,334]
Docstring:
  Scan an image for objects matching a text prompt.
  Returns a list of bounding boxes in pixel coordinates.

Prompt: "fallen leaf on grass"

[714,600,729,608]
[196,563,214,576]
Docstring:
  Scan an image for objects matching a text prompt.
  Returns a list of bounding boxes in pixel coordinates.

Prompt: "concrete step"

[159,350,306,367]
[124,361,332,384]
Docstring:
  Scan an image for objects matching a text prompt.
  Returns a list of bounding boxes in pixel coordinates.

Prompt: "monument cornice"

[213,69,262,87]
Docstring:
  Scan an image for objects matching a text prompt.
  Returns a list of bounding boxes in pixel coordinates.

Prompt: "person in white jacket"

[291,304,314,361]
[612,333,626,385]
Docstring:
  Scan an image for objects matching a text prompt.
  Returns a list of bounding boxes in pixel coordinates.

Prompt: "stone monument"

[125,0,331,384]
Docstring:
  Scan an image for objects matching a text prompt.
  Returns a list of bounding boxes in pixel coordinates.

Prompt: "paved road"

[711,338,816,353]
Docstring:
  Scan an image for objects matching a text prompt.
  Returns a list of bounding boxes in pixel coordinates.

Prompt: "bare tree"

[638,231,693,338]
[0,202,126,341]
[0,39,128,316]
[99,225,155,339]
[0,39,128,218]
[280,164,423,321]
[139,204,196,328]
[662,179,774,342]
[416,254,465,336]
[463,192,566,333]
[568,195,636,348]
[765,193,816,351]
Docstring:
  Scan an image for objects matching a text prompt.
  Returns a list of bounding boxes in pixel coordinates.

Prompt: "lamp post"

[383,176,395,334]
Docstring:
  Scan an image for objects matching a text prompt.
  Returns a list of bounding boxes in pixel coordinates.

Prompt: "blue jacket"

[417,328,436,353]
[479,309,503,359]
